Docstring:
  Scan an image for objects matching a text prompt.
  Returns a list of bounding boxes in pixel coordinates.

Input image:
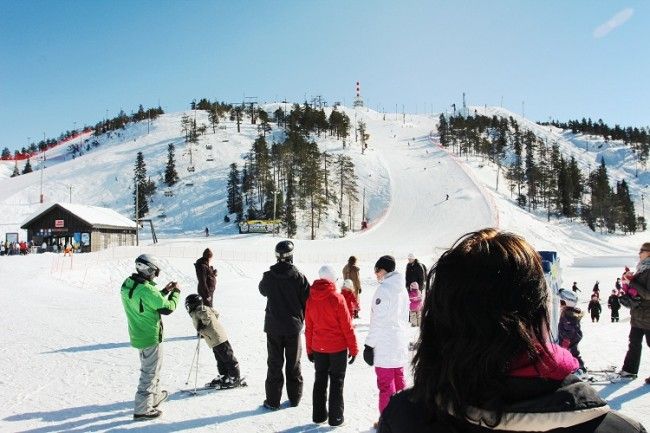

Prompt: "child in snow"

[592,281,600,300]
[587,294,602,322]
[607,289,621,322]
[408,282,423,327]
[184,294,243,388]
[341,279,359,320]
[558,289,585,373]
[622,267,636,296]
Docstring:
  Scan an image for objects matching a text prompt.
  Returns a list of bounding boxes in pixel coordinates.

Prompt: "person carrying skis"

[184,294,243,388]
[259,240,310,410]
[558,289,585,373]
[364,255,410,429]
[195,248,217,307]
[120,254,181,420]
[587,294,602,322]
[305,265,358,427]
[607,289,621,322]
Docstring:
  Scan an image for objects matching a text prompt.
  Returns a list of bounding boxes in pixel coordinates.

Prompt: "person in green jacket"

[120,254,181,420]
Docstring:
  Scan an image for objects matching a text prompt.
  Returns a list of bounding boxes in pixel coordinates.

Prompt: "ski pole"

[193,336,201,393]
[185,337,201,385]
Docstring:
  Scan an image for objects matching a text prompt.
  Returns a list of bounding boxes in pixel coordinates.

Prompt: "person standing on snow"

[587,294,601,322]
[405,253,427,292]
[608,289,621,322]
[120,254,181,420]
[342,256,362,317]
[195,248,217,307]
[364,255,410,428]
[305,265,358,427]
[259,240,310,410]
[620,242,650,384]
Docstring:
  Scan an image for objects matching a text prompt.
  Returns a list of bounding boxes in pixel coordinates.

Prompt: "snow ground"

[1,106,648,432]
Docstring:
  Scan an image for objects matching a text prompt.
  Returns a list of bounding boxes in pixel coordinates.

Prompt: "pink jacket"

[408,288,422,312]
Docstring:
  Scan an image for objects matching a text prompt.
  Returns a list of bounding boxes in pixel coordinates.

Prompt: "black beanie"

[375,255,396,273]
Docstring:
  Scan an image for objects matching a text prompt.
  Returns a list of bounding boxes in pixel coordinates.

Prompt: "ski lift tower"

[353,81,364,108]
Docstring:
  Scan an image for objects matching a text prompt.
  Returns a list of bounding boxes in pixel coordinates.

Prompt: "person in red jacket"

[305,265,359,427]
[341,279,359,320]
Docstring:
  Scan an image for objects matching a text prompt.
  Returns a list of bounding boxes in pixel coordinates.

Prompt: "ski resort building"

[21,203,137,252]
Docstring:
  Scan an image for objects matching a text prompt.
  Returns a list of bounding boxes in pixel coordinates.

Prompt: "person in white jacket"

[363,255,410,425]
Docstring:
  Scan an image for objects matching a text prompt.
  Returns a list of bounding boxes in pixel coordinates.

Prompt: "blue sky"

[1,1,648,152]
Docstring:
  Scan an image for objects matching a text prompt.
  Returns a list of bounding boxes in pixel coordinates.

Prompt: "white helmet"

[135,254,161,279]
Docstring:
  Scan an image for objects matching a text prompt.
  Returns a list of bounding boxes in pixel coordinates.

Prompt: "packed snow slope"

[1,105,649,432]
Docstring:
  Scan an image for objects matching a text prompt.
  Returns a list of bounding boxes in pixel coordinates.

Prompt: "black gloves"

[363,345,374,366]
[307,353,314,363]
[348,354,356,365]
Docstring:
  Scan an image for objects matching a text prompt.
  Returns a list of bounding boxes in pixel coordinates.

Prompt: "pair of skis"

[182,377,248,395]
[581,367,631,385]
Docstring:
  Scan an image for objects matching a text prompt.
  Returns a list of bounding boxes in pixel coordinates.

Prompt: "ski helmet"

[275,240,294,262]
[185,294,203,312]
[135,254,161,279]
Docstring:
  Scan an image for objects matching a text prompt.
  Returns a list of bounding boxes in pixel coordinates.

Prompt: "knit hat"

[407,253,416,260]
[558,288,578,307]
[318,265,337,283]
[343,279,354,289]
[374,255,396,273]
[409,281,419,291]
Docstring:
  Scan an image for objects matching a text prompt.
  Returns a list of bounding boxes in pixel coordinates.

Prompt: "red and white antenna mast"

[353,81,364,108]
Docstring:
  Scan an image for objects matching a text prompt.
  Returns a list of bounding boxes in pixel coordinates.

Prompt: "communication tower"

[353,81,364,108]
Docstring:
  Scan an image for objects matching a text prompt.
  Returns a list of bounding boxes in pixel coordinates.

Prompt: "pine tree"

[164,143,179,186]
[1,147,10,159]
[226,163,243,219]
[615,180,637,233]
[133,151,154,218]
[22,159,33,174]
[11,161,20,177]
[285,167,297,237]
[208,106,220,133]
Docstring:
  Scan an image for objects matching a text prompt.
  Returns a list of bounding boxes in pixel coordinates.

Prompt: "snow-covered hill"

[0,105,648,432]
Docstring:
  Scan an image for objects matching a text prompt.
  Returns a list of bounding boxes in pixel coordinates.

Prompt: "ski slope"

[0,106,648,432]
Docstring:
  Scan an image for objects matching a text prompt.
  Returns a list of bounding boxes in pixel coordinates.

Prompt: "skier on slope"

[185,294,243,389]
[120,254,181,420]
[558,289,585,374]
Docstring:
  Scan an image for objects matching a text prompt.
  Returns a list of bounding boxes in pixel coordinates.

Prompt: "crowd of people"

[0,240,32,255]
[117,231,648,431]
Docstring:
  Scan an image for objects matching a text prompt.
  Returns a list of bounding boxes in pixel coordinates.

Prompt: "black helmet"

[135,254,161,279]
[275,240,294,262]
[185,294,203,312]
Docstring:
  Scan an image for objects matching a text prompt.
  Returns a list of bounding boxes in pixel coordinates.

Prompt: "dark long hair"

[412,228,550,421]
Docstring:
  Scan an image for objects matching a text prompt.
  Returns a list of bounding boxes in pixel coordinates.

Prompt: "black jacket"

[378,376,645,433]
[259,261,310,335]
[406,260,427,290]
[608,295,621,310]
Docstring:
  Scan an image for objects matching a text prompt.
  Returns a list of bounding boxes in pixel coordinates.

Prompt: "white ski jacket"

[365,271,410,368]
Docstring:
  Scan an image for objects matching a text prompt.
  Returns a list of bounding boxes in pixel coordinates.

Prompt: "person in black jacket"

[588,294,602,322]
[608,289,621,322]
[405,253,426,292]
[259,240,310,410]
[194,248,217,307]
[378,228,645,433]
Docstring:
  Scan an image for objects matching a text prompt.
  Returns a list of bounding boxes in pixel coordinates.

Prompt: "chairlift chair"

[187,166,195,172]
[164,189,174,197]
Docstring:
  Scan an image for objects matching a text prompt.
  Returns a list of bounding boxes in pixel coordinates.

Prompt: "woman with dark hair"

[378,228,645,433]
[195,248,217,307]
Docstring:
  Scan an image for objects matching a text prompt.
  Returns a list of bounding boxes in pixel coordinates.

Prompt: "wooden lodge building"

[21,203,137,252]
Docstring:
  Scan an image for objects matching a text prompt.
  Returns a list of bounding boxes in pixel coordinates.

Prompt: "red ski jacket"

[305,279,358,356]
